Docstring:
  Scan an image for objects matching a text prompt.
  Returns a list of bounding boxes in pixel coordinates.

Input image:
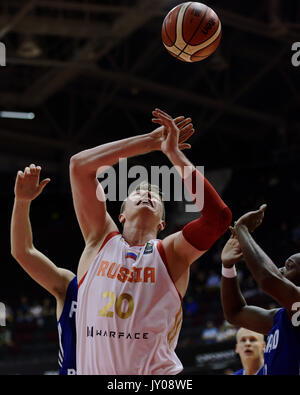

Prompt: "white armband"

[221,265,237,278]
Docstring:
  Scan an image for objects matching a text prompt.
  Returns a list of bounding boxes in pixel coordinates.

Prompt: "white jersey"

[76,231,183,375]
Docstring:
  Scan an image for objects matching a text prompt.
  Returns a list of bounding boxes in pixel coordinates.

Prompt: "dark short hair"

[120,181,165,221]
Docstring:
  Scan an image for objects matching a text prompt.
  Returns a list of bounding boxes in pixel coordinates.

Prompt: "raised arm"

[69,116,194,245]
[10,165,74,301]
[233,205,300,316]
[153,109,232,297]
[221,235,277,335]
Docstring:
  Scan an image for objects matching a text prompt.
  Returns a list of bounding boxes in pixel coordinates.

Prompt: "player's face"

[236,329,265,360]
[124,189,164,220]
[279,254,300,285]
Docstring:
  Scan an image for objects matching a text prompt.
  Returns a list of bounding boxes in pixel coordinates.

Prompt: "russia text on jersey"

[96,260,155,283]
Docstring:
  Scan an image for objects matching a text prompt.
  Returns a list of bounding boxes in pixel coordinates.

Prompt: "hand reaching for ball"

[150,108,194,154]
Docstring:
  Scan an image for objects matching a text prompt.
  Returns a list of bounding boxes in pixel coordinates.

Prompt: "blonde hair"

[236,328,265,343]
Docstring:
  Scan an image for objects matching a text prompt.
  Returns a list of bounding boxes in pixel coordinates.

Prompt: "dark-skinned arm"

[221,235,278,335]
[235,222,300,315]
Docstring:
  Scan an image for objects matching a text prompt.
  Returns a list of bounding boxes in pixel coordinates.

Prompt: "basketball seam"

[190,54,209,58]
[173,3,185,58]
[173,43,201,55]
[163,4,182,48]
[163,18,173,46]
[187,19,220,47]
[178,5,209,59]
[177,2,195,59]
[190,32,221,59]
[168,32,220,60]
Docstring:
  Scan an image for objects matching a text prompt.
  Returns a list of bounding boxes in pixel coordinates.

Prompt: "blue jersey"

[57,276,77,375]
[233,366,263,375]
[263,308,300,375]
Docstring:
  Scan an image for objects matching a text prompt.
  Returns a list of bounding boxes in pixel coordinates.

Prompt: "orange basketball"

[162,2,222,62]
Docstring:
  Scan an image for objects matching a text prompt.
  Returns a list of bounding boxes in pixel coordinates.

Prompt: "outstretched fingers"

[152,109,175,124]
[29,163,37,175]
[174,116,185,124]
[17,170,24,178]
[152,115,174,129]
[151,117,164,125]
[152,109,193,131]
[152,108,172,119]
[178,143,191,150]
[24,166,31,175]
[176,117,192,129]
[178,122,194,141]
[259,204,267,213]
[18,164,50,189]
[23,164,41,177]
[38,177,51,193]
[255,204,267,220]
[255,204,267,226]
[152,109,194,148]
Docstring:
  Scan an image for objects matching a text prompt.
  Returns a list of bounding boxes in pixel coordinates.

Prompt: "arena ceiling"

[0,0,299,181]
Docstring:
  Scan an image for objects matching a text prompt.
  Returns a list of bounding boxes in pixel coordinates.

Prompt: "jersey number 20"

[98,291,134,319]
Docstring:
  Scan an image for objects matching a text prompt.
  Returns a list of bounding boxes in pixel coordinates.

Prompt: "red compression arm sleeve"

[182,169,232,251]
